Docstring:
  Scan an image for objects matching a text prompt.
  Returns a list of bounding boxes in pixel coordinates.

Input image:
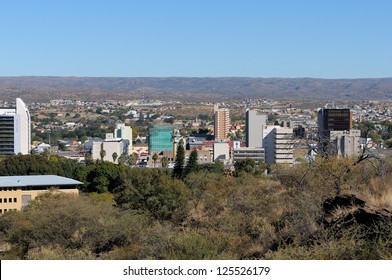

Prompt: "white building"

[213,142,230,163]
[232,147,265,163]
[114,123,132,154]
[91,133,128,163]
[262,126,293,164]
[0,98,31,155]
[246,109,267,148]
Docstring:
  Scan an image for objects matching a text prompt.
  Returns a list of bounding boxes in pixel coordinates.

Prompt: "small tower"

[171,129,182,160]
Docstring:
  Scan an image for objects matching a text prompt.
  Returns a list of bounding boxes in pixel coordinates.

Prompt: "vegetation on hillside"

[0,154,391,260]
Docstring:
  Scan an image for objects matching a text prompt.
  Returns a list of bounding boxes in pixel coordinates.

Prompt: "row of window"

[0,198,17,203]
[0,187,18,191]
[0,209,17,214]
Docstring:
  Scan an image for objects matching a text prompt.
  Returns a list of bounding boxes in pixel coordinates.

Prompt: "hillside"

[1,76,392,102]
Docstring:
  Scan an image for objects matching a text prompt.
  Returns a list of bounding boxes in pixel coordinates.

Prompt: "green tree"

[184,148,198,176]
[152,153,158,168]
[114,169,190,221]
[79,161,121,193]
[234,158,257,176]
[127,153,138,166]
[172,139,185,179]
[161,156,169,168]
[118,153,127,165]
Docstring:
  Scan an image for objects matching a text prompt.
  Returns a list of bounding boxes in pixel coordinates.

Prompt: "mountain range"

[1,76,392,102]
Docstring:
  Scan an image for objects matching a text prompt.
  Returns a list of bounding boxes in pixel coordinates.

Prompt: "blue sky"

[1,0,391,78]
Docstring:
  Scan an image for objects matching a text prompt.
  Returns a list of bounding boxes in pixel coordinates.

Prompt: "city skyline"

[1,0,392,78]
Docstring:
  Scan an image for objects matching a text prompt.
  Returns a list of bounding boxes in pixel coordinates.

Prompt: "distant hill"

[1,76,392,102]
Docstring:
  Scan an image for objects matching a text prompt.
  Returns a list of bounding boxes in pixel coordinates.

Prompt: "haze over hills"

[1,76,392,102]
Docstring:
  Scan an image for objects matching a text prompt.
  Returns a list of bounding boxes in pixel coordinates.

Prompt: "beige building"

[214,104,230,141]
[185,149,212,164]
[0,175,81,214]
[330,129,361,158]
[213,142,230,163]
[91,133,127,163]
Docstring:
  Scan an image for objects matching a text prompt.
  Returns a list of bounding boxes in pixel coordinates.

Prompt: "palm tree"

[112,152,118,163]
[100,149,106,161]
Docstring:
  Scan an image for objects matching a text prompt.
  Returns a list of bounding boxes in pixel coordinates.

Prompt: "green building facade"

[148,124,178,155]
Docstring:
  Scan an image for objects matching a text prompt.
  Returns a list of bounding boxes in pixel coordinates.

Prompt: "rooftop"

[0,175,83,188]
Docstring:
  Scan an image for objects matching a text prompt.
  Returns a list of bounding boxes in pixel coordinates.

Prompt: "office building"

[114,123,132,154]
[148,124,178,155]
[232,147,265,163]
[317,107,360,157]
[318,108,352,138]
[330,129,361,158]
[91,133,129,163]
[246,109,267,147]
[0,175,81,214]
[0,98,31,155]
[273,127,294,164]
[213,142,230,163]
[263,126,293,164]
[214,104,230,141]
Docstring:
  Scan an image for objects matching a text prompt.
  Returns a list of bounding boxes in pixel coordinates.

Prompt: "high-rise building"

[214,104,230,141]
[246,109,267,147]
[262,126,293,164]
[114,123,132,154]
[148,124,178,155]
[317,108,359,157]
[0,98,31,155]
[317,108,352,138]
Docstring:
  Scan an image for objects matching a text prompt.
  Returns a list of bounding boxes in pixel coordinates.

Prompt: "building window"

[4,209,7,212]
[14,198,17,203]
[4,199,7,203]
[0,209,2,213]
[0,198,2,203]
[8,198,12,203]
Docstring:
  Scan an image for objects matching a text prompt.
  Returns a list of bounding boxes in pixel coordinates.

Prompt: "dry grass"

[361,176,392,209]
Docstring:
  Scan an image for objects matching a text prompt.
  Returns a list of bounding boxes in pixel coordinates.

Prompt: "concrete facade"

[246,109,267,147]
[213,142,230,163]
[214,105,230,141]
[232,147,265,163]
[0,98,31,155]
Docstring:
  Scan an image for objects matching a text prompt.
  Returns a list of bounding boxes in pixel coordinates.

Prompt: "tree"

[84,154,94,166]
[184,148,198,176]
[127,153,138,166]
[152,153,158,168]
[118,153,127,165]
[161,157,169,168]
[172,139,185,179]
[100,149,106,161]
[112,152,118,163]
[234,158,257,176]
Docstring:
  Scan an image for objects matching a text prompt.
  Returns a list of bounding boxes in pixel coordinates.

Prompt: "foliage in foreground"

[0,156,391,260]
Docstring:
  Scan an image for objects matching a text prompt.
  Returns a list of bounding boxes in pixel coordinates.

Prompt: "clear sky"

[1,0,391,78]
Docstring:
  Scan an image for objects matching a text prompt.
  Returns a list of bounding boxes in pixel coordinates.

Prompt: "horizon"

[1,1,392,78]
[1,76,392,80]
